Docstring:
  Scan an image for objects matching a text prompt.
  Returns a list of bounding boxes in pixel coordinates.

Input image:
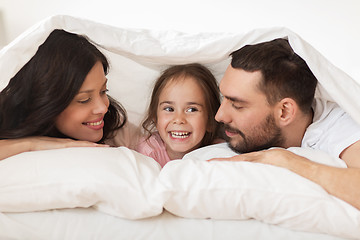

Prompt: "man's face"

[215,66,284,153]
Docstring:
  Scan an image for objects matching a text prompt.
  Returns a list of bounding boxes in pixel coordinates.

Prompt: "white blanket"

[0,14,359,124]
[1,15,360,240]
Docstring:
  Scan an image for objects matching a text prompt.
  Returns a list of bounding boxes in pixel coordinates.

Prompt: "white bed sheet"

[0,208,346,240]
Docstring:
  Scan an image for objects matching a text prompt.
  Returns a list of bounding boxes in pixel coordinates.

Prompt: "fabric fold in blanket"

[0,14,359,124]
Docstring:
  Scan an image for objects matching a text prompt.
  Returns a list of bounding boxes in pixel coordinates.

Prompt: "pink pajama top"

[135,132,171,168]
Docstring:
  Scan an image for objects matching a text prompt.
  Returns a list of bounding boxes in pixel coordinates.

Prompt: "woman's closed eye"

[78,97,91,104]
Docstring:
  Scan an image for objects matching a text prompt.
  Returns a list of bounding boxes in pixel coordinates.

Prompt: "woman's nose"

[93,96,109,114]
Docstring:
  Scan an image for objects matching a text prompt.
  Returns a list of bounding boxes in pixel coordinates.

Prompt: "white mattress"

[1,208,346,240]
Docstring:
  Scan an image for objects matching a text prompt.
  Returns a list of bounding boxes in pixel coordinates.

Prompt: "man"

[213,38,360,210]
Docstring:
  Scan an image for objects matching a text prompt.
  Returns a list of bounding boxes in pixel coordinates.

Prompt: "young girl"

[0,29,132,160]
[136,63,223,167]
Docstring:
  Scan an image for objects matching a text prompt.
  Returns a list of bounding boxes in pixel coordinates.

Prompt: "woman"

[0,29,129,160]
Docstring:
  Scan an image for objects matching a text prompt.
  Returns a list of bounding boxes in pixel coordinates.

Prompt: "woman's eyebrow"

[78,78,108,94]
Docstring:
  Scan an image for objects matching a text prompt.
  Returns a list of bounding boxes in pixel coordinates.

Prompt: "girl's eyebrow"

[159,101,204,106]
[159,101,174,105]
[187,102,204,106]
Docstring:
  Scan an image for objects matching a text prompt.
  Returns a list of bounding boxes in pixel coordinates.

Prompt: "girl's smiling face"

[55,61,110,142]
[156,77,209,159]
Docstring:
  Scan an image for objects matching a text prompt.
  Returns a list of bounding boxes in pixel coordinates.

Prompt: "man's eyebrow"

[224,95,249,104]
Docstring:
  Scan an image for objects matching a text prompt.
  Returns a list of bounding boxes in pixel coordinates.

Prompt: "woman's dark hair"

[0,29,126,142]
[142,63,222,146]
[230,38,317,114]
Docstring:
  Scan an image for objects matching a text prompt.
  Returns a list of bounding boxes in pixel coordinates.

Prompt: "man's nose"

[215,100,231,124]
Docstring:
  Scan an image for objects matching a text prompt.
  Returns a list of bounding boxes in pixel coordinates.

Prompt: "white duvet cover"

[0,15,360,240]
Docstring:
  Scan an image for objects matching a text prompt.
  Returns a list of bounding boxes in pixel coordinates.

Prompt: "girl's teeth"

[171,132,190,138]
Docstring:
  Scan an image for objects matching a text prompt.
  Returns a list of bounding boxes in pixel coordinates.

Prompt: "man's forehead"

[220,66,262,92]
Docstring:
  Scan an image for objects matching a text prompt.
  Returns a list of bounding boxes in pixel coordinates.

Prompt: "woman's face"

[55,61,110,142]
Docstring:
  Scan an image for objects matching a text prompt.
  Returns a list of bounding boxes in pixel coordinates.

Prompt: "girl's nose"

[173,112,186,124]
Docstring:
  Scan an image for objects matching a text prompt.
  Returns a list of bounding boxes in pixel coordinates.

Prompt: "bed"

[0,15,360,240]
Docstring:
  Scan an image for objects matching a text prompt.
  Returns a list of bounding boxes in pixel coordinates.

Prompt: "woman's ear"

[275,98,298,126]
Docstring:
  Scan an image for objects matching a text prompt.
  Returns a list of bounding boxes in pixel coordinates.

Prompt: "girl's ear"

[274,98,298,127]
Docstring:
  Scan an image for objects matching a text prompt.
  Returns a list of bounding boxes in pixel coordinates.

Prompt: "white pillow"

[0,147,165,220]
[160,143,360,239]
[182,143,347,168]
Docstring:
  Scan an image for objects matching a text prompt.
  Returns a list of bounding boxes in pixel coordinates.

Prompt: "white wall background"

[0,0,359,80]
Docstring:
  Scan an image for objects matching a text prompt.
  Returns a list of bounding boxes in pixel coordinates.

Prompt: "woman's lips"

[83,119,104,130]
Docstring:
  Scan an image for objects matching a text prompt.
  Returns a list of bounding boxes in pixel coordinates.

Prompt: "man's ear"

[274,98,298,126]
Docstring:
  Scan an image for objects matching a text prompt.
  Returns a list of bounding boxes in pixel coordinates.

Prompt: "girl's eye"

[164,106,174,112]
[187,107,198,113]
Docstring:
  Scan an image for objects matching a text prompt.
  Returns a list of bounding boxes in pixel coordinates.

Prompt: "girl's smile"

[169,131,191,139]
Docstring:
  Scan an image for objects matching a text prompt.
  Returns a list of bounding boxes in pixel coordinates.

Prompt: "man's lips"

[224,125,241,137]
[225,130,238,137]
